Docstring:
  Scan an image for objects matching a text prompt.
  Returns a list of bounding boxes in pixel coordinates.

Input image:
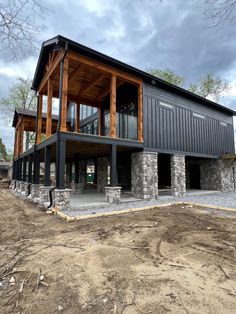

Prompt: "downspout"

[48,40,69,208]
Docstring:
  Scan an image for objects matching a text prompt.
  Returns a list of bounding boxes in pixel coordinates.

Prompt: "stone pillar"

[131,152,158,200]
[97,157,108,192]
[38,186,51,207]
[200,159,236,192]
[28,184,42,203]
[79,161,86,188]
[104,186,122,204]
[171,155,186,197]
[53,189,71,211]
[19,181,26,195]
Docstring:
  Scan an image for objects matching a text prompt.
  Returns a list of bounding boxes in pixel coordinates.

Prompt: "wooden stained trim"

[138,83,143,142]
[60,56,69,132]
[38,49,64,93]
[97,80,124,101]
[68,51,142,85]
[76,103,80,133]
[110,74,116,138]
[46,79,53,138]
[98,107,102,136]
[13,130,17,159]
[36,94,43,144]
[19,120,24,155]
[68,94,102,108]
[81,74,105,97]
[68,64,81,84]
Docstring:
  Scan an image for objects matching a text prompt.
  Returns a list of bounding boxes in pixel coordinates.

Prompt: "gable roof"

[12,108,59,127]
[32,35,236,116]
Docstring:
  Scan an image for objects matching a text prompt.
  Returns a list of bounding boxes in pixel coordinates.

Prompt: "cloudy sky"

[1,0,236,151]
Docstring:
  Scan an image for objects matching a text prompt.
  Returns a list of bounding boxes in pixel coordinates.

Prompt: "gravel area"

[65,191,236,217]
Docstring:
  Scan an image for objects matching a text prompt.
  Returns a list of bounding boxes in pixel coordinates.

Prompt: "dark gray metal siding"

[143,83,235,157]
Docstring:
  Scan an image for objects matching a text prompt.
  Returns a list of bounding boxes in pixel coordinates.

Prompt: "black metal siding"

[143,83,235,157]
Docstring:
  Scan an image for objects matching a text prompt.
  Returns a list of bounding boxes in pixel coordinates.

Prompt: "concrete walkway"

[66,190,236,217]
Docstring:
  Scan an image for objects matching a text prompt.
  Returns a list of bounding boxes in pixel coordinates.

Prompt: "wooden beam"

[97,80,124,101]
[68,64,81,84]
[68,51,142,85]
[138,83,143,142]
[68,94,102,108]
[110,74,116,138]
[60,56,69,132]
[80,74,105,96]
[46,79,53,138]
[19,120,24,155]
[76,103,80,133]
[36,94,43,144]
[38,49,64,93]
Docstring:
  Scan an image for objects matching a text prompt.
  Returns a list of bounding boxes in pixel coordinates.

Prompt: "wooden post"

[138,83,143,142]
[46,79,53,138]
[76,103,80,133]
[60,57,69,132]
[36,94,43,144]
[98,107,102,136]
[19,120,24,155]
[110,74,116,138]
[14,129,19,159]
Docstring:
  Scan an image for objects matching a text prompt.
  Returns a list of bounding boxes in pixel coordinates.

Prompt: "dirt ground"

[0,189,236,314]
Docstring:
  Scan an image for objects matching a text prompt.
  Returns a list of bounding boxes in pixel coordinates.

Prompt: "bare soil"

[0,189,236,314]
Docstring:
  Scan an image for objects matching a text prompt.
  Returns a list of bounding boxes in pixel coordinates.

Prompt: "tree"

[0,77,37,150]
[0,138,7,161]
[204,0,236,26]
[148,68,185,87]
[0,0,49,60]
[188,74,229,102]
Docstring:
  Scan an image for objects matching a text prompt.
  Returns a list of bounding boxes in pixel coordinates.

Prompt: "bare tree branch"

[0,0,50,60]
[204,0,236,27]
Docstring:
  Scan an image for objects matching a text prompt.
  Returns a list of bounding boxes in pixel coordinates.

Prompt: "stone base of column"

[27,184,42,203]
[13,180,22,195]
[171,155,186,197]
[53,189,71,211]
[38,186,52,208]
[104,186,122,204]
[21,183,31,198]
[10,180,16,189]
[71,182,84,194]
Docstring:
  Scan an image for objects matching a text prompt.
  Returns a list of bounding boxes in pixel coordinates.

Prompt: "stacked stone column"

[97,157,109,192]
[171,154,186,197]
[131,151,158,200]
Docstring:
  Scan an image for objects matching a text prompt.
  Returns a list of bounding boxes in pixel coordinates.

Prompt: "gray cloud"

[0,0,236,150]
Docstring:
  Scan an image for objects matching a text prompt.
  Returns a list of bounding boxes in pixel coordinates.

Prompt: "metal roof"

[32,35,236,116]
[12,108,59,127]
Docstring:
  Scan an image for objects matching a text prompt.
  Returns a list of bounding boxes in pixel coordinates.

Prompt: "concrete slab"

[70,189,141,210]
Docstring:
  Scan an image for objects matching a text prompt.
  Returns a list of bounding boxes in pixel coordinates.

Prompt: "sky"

[0,0,236,151]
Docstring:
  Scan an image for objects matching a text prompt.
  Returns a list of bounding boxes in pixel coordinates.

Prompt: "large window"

[104,103,137,139]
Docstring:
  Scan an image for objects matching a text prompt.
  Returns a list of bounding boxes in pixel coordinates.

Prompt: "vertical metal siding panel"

[148,97,152,147]
[153,99,157,149]
[144,95,149,147]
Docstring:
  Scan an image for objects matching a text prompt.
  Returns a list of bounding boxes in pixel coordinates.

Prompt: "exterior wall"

[200,159,236,192]
[171,155,186,197]
[97,157,108,192]
[131,151,158,200]
[143,83,235,157]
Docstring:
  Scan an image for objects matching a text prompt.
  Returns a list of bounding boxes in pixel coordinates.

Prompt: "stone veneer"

[131,152,158,200]
[104,186,122,204]
[53,189,71,211]
[200,159,236,192]
[38,186,51,207]
[97,157,109,192]
[171,155,186,197]
[28,184,42,203]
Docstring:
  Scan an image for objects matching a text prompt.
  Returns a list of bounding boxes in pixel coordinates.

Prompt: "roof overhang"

[32,35,236,116]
